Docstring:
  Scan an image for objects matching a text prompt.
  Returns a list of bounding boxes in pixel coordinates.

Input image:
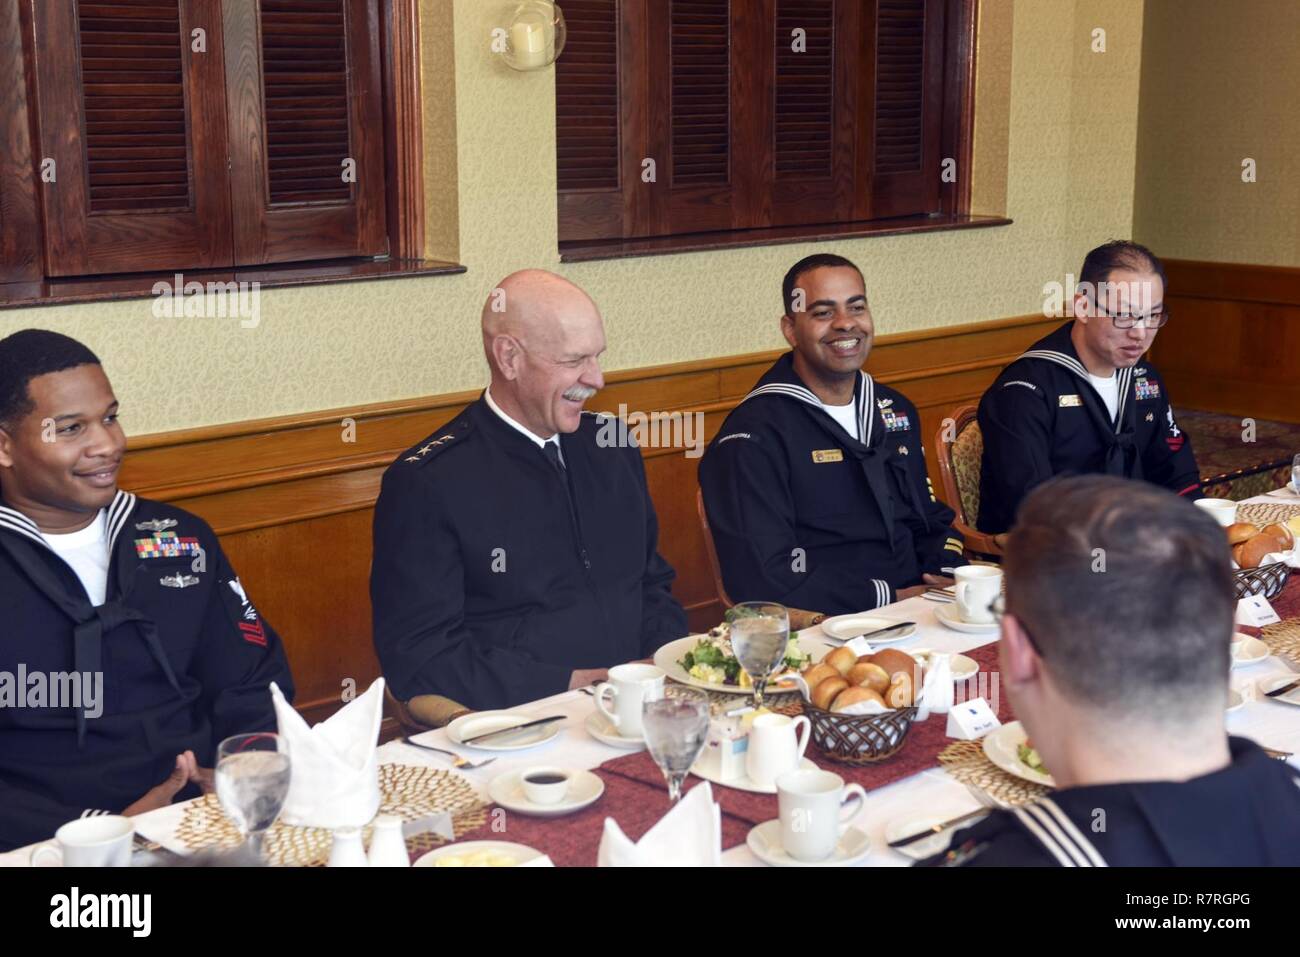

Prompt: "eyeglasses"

[1087,298,1169,329]
[989,594,1046,659]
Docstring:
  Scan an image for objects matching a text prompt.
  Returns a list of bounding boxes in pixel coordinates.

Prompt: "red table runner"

[452,642,1009,865]
[1239,575,1300,636]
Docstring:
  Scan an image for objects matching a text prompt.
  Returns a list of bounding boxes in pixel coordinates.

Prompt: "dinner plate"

[910,648,979,682]
[746,820,871,867]
[445,710,563,751]
[1259,674,1300,707]
[982,721,1056,787]
[487,769,605,818]
[1230,633,1270,668]
[690,757,818,794]
[885,814,981,861]
[413,841,545,867]
[933,603,1000,635]
[584,711,645,750]
[653,634,833,695]
[819,614,917,645]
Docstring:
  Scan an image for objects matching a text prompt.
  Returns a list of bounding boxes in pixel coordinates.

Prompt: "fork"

[401,736,497,770]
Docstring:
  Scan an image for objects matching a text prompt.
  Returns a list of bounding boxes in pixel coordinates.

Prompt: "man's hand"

[122,752,199,816]
[922,573,955,588]
[897,573,954,601]
[569,668,609,691]
[895,584,928,601]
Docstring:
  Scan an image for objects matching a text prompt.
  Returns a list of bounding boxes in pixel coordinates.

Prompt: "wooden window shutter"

[0,0,42,283]
[28,0,234,276]
[868,0,945,218]
[222,0,387,265]
[555,0,623,242]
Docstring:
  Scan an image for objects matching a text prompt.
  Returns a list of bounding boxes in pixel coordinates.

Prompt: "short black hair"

[0,329,101,429]
[782,254,863,316]
[1078,239,1167,303]
[1004,475,1234,723]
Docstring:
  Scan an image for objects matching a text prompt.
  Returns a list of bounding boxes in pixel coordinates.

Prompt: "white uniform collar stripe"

[0,512,47,549]
[106,491,137,549]
[1034,798,1108,867]
[1020,349,1090,380]
[0,490,136,552]
[1021,803,1094,867]
[859,372,874,447]
[743,383,821,407]
[1012,806,1078,866]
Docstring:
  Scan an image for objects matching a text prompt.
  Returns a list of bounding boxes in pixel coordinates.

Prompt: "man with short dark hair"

[0,330,293,851]
[921,475,1300,866]
[698,254,964,614]
[977,240,1201,534]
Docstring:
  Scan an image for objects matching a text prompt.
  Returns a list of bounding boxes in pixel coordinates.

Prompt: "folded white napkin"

[597,781,721,866]
[270,677,383,829]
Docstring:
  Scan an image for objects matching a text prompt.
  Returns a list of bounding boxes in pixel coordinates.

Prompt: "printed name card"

[1236,595,1281,627]
[945,697,1000,740]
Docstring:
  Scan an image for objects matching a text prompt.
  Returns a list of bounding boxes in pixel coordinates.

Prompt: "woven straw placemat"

[1238,503,1300,527]
[937,739,1051,807]
[174,763,487,866]
[664,677,801,710]
[1261,617,1300,665]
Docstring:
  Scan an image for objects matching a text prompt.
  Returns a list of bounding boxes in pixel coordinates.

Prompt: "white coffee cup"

[775,768,867,862]
[594,663,665,738]
[746,712,810,788]
[31,815,134,867]
[1194,498,1238,528]
[520,767,571,805]
[954,564,1003,624]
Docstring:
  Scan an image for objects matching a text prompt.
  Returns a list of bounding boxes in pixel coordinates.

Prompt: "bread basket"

[1233,562,1291,601]
[779,699,917,765]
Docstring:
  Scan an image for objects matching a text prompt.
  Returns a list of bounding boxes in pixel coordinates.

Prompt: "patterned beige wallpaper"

[1134,0,1300,267]
[0,0,1145,436]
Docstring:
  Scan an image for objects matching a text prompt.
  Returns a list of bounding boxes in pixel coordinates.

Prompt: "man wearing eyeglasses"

[370,270,687,713]
[976,240,1201,535]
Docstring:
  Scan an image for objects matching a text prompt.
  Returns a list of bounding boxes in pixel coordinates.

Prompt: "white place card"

[845,636,875,657]
[1236,595,1281,627]
[945,697,1000,740]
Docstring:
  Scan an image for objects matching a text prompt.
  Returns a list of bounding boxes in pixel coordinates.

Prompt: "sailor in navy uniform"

[698,255,963,615]
[370,271,687,711]
[977,243,1200,534]
[0,331,293,851]
[919,474,1300,868]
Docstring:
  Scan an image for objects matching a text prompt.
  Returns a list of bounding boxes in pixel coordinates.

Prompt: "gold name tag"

[1059,394,1082,407]
[811,449,844,464]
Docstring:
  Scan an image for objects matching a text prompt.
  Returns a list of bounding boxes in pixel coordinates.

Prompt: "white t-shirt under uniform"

[820,399,860,442]
[1087,371,1120,423]
[40,509,111,607]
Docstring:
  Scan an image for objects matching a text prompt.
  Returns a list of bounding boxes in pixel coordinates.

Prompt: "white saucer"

[1259,674,1300,707]
[885,814,979,861]
[691,757,817,794]
[413,841,544,867]
[1225,688,1246,714]
[933,603,1000,634]
[487,769,605,818]
[446,711,562,751]
[910,648,979,681]
[584,712,646,750]
[820,614,917,644]
[1230,633,1271,668]
[746,820,871,867]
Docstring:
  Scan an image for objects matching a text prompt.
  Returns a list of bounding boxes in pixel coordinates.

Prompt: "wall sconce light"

[503,1,567,72]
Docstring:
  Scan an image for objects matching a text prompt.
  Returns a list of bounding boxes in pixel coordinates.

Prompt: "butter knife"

[1265,678,1300,699]
[461,715,565,744]
[853,621,916,642]
[887,808,990,848]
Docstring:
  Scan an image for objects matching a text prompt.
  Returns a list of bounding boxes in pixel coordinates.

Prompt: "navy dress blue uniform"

[370,396,687,712]
[698,353,964,616]
[918,738,1300,866]
[0,491,294,851]
[977,321,1201,534]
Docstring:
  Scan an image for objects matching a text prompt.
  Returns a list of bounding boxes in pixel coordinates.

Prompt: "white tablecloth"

[7,492,1298,867]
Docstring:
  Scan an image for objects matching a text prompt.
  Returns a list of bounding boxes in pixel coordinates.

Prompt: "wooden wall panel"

[1151,260,1300,425]
[118,312,1060,727]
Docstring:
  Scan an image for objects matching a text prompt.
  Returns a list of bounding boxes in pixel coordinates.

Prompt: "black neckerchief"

[0,492,185,745]
[1018,321,1140,477]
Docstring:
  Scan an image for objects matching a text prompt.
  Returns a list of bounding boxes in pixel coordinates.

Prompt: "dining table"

[5,490,1299,868]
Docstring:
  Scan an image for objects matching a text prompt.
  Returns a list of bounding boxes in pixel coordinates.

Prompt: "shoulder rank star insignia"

[160,573,200,589]
[405,455,421,463]
[1145,412,1154,422]
[135,518,178,533]
[898,445,909,455]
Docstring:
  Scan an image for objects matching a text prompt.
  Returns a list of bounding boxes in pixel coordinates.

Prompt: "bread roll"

[886,672,913,708]
[831,686,885,713]
[869,648,918,684]
[824,646,858,677]
[812,676,849,711]
[1226,522,1258,546]
[801,663,839,691]
[1239,533,1284,569]
[1262,523,1295,550]
[848,661,891,694]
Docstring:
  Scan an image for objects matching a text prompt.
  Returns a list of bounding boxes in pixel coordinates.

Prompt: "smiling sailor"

[976,240,1202,535]
[698,254,964,615]
[0,330,293,851]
